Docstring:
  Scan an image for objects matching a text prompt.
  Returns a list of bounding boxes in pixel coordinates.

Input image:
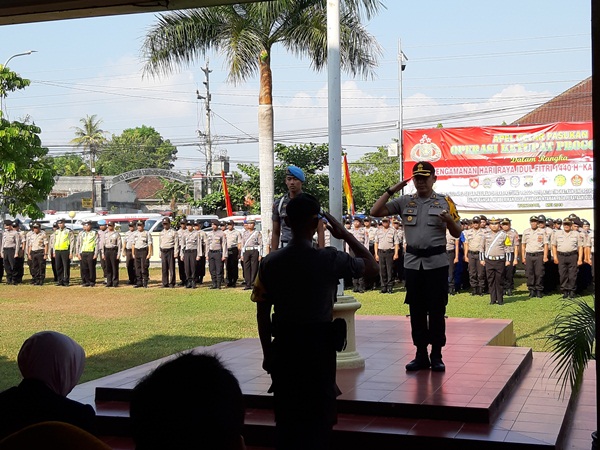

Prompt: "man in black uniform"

[253,194,377,450]
[371,162,461,372]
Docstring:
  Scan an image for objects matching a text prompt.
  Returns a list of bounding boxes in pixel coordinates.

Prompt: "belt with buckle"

[526,251,543,256]
[468,250,479,255]
[486,255,505,261]
[558,251,578,256]
[245,246,258,251]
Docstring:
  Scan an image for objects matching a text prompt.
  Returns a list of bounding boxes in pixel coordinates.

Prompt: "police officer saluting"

[481,217,512,305]
[27,222,48,285]
[371,161,461,372]
[77,220,99,287]
[103,221,122,287]
[551,217,583,298]
[159,217,179,288]
[132,220,153,288]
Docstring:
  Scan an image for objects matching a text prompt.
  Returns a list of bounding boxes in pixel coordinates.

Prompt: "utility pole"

[197,61,212,194]
[397,39,408,187]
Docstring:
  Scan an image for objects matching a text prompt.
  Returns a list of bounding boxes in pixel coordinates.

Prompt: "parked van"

[84,213,163,231]
[146,214,219,233]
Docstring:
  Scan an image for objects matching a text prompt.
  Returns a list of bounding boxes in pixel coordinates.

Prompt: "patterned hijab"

[17,331,86,397]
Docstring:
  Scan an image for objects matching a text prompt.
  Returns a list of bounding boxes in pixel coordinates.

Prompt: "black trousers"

[80,252,97,285]
[195,256,206,283]
[160,247,176,286]
[226,247,240,285]
[14,253,24,283]
[134,248,150,286]
[393,248,404,282]
[55,249,71,285]
[405,266,448,349]
[184,250,197,284]
[467,251,485,289]
[178,255,186,284]
[208,250,223,287]
[243,250,259,288]
[525,253,545,292]
[100,255,107,280]
[50,255,57,282]
[503,254,515,290]
[104,248,119,287]
[447,251,456,289]
[485,259,505,304]
[3,248,16,283]
[125,249,136,284]
[378,249,394,290]
[558,253,579,293]
[30,250,46,284]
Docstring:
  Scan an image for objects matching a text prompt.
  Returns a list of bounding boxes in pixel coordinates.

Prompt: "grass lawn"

[0,266,593,392]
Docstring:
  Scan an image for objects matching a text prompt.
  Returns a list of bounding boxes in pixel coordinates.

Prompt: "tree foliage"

[70,114,107,167]
[156,179,192,211]
[349,146,400,214]
[96,125,178,175]
[51,153,91,176]
[0,68,55,219]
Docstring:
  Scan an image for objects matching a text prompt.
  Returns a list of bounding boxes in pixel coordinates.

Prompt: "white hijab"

[17,331,86,397]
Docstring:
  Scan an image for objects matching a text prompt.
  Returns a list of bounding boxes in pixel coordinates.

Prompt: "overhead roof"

[0,0,267,26]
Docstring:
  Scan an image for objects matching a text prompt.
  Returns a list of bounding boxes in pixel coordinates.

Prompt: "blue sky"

[0,0,591,173]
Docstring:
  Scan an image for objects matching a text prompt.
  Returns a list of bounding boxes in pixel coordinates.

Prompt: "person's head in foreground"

[130,352,245,450]
[283,193,321,239]
[18,331,86,397]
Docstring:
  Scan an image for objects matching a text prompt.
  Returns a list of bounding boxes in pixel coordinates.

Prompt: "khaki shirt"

[242,229,262,255]
[206,229,227,253]
[159,228,180,255]
[103,230,123,255]
[132,230,153,249]
[182,229,202,254]
[522,227,547,253]
[1,229,22,257]
[446,229,457,251]
[28,231,48,253]
[482,230,510,259]
[464,228,485,252]
[504,228,520,253]
[123,230,135,251]
[374,227,399,251]
[551,229,582,253]
[364,226,377,245]
[225,229,242,248]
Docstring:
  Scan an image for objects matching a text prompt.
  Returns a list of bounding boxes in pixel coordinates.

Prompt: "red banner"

[221,170,233,216]
[403,122,593,211]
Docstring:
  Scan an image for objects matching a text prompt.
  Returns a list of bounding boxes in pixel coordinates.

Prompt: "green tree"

[156,179,192,211]
[141,0,382,242]
[70,114,107,172]
[350,146,400,214]
[96,125,177,175]
[0,67,55,219]
[51,153,91,176]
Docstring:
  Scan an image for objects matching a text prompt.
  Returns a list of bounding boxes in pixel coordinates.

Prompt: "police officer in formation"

[501,218,519,296]
[206,219,227,289]
[374,217,399,294]
[481,217,512,305]
[26,222,48,286]
[103,221,122,287]
[521,215,548,298]
[77,220,99,287]
[1,220,21,284]
[551,217,583,298]
[347,217,369,293]
[13,221,26,284]
[53,218,74,286]
[123,221,137,285]
[446,228,459,295]
[177,219,188,286]
[463,216,486,296]
[241,219,262,290]
[181,220,201,289]
[48,222,59,283]
[392,218,405,285]
[224,220,242,287]
[193,220,208,285]
[158,217,179,288]
[132,220,153,288]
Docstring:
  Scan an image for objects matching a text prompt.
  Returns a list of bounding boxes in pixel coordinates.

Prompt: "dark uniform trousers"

[14,252,24,284]
[208,250,223,288]
[178,255,187,285]
[160,247,176,287]
[447,251,456,293]
[378,249,394,291]
[3,248,16,284]
[226,247,240,286]
[183,250,197,287]
[104,248,119,287]
[134,248,150,287]
[0,256,3,283]
[525,252,545,292]
[558,251,579,294]
[393,247,404,282]
[485,258,505,305]
[125,249,136,284]
[242,249,259,288]
[55,249,71,285]
[467,250,485,292]
[80,252,97,286]
[405,266,447,351]
[50,255,57,282]
[100,255,107,281]
[503,253,515,291]
[195,256,206,283]
[30,250,46,285]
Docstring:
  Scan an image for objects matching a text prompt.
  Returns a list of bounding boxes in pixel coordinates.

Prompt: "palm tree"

[156,178,192,211]
[71,114,108,211]
[141,0,382,251]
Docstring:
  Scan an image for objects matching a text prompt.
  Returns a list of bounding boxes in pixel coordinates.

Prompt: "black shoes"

[405,354,431,371]
[430,356,446,372]
[536,290,543,298]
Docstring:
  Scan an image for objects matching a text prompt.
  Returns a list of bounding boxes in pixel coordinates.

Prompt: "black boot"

[449,285,456,295]
[471,287,477,296]
[405,348,430,371]
[536,290,543,298]
[430,347,445,372]
[529,289,535,298]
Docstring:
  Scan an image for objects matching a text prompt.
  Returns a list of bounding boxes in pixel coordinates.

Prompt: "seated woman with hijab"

[0,331,95,440]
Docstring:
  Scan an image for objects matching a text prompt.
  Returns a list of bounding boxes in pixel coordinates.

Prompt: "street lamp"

[398,39,408,184]
[1,50,37,115]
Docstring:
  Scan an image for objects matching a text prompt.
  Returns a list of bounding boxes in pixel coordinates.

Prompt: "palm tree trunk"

[258,51,274,254]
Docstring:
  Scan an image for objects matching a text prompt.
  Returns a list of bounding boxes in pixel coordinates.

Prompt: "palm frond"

[545,297,595,397]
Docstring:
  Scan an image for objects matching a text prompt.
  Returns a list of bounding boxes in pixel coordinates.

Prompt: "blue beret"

[98,219,107,225]
[286,165,305,182]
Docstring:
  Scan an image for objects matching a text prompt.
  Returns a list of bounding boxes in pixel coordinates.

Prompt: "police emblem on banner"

[409,134,442,162]
[469,177,479,189]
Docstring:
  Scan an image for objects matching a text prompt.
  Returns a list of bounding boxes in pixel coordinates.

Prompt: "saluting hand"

[321,211,346,240]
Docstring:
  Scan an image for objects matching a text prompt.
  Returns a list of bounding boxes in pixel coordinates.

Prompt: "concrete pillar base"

[334,295,365,369]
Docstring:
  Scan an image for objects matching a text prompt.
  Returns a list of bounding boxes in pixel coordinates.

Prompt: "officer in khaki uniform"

[501,218,519,296]
[521,215,548,298]
[374,217,399,294]
[551,217,583,298]
[181,220,201,289]
[348,217,369,293]
[103,221,122,287]
[159,217,179,288]
[1,220,21,285]
[77,220,99,287]
[132,220,153,288]
[27,222,48,285]
[53,218,74,286]
[194,219,208,284]
[224,220,242,287]
[206,219,227,289]
[241,219,262,290]
[446,228,459,295]
[122,221,137,285]
[481,217,512,305]
[48,222,59,282]
[463,215,486,296]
